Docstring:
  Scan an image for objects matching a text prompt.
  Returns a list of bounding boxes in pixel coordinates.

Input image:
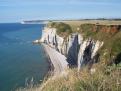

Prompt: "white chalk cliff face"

[77,39,103,71]
[40,27,103,71]
[40,27,64,52]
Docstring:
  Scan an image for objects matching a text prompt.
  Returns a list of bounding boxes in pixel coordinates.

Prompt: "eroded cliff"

[40,26,103,71]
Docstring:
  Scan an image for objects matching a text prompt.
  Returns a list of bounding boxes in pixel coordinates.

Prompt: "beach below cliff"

[42,44,68,76]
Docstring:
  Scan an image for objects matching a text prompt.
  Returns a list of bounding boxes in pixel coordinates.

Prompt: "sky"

[0,0,121,23]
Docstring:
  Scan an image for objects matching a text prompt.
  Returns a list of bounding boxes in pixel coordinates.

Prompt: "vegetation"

[48,22,72,37]
[42,64,121,91]
[80,24,97,38]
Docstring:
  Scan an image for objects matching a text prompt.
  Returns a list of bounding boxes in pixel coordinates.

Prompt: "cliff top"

[52,20,121,26]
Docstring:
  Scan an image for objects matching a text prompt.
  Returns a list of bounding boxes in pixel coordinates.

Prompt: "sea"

[0,23,49,91]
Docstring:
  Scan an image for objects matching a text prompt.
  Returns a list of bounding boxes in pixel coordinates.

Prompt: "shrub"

[50,22,72,36]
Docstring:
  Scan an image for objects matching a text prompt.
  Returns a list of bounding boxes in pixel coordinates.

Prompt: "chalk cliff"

[40,27,103,71]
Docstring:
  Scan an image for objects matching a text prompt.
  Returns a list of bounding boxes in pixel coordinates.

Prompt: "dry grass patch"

[42,64,121,91]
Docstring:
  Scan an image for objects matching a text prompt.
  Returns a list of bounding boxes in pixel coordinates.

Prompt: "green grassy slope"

[42,65,121,91]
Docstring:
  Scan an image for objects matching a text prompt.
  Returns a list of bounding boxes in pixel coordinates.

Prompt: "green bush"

[50,22,72,36]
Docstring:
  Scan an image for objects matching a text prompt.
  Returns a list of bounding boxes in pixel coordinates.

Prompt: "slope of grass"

[42,64,121,91]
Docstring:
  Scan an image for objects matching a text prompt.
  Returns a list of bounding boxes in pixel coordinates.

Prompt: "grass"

[48,22,72,37]
[41,64,121,91]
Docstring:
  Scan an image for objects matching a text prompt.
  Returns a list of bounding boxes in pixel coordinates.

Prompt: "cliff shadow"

[81,42,100,68]
[67,35,79,67]
[81,41,93,67]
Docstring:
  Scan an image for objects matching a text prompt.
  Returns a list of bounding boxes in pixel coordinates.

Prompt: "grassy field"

[53,20,121,25]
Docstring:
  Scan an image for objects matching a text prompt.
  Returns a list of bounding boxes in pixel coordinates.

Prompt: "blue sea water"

[0,23,49,91]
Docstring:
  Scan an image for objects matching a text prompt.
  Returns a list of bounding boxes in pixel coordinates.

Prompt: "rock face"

[40,27,64,51]
[77,39,103,71]
[66,34,79,66]
[40,27,103,70]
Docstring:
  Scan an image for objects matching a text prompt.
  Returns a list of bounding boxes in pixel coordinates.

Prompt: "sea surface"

[0,23,49,91]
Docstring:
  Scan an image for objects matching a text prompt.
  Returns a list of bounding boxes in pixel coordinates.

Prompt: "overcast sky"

[0,0,121,23]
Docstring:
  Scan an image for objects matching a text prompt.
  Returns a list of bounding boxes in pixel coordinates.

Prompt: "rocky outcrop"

[40,27,103,70]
